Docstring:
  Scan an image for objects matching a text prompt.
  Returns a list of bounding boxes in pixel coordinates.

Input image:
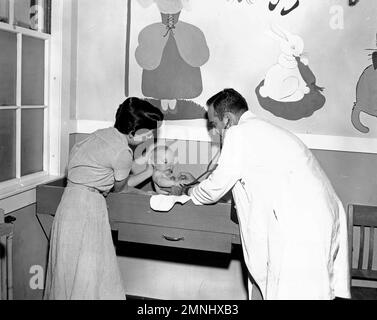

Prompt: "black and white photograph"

[0,0,376,310]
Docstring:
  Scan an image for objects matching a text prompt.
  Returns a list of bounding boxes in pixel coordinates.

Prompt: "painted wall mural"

[352,45,377,133]
[119,0,377,137]
[255,25,325,121]
[135,0,210,115]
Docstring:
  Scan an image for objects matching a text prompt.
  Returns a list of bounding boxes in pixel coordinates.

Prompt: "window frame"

[0,0,64,199]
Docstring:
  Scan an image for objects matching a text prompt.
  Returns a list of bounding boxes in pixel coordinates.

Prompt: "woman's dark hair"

[114,97,164,135]
[206,88,248,120]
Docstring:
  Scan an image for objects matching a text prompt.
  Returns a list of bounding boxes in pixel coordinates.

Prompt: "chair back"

[348,204,377,281]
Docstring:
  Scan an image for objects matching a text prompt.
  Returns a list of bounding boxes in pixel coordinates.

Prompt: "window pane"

[0,110,16,182]
[0,0,9,23]
[22,35,44,105]
[21,108,44,176]
[14,0,51,33]
[0,30,17,106]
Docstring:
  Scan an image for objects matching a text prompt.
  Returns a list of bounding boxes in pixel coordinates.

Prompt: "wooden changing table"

[36,178,241,254]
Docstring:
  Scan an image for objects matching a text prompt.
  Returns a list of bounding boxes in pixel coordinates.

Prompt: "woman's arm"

[112,149,133,193]
[127,164,154,187]
[113,165,153,193]
[113,179,128,193]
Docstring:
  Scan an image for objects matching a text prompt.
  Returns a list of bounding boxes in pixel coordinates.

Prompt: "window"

[0,0,52,187]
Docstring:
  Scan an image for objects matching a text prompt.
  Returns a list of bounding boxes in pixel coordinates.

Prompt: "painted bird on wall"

[268,0,300,16]
[226,0,300,15]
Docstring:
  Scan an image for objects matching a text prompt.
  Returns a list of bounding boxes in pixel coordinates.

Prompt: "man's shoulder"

[235,116,267,132]
[239,115,285,132]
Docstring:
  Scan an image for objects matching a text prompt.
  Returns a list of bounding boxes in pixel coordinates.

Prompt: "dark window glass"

[22,35,45,105]
[0,30,17,106]
[21,108,44,176]
[0,110,17,182]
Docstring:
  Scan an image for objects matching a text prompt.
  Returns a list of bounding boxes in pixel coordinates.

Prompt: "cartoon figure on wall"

[255,25,326,120]
[135,0,210,114]
[351,49,377,133]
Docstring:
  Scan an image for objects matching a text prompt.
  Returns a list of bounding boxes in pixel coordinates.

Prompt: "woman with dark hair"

[44,98,163,300]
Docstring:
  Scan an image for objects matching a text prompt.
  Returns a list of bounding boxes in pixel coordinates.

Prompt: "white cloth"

[150,194,191,212]
[191,111,351,300]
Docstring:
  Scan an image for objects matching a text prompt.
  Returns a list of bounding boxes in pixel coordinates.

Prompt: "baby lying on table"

[149,145,190,195]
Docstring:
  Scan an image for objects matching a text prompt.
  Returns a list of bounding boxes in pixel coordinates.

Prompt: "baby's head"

[149,145,176,171]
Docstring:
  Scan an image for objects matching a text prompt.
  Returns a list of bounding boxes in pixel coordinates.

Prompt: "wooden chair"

[348,204,377,300]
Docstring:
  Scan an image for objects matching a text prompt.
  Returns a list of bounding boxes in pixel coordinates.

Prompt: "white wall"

[75,0,127,121]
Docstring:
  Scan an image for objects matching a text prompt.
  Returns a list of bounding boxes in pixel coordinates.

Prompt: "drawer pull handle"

[162,235,185,242]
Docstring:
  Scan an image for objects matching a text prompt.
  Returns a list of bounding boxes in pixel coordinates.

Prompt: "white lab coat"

[191,111,351,300]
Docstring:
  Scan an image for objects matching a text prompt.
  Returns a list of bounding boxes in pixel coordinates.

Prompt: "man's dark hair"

[206,88,248,120]
[115,97,164,135]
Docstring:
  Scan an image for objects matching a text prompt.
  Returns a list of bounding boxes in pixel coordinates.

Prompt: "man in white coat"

[187,88,351,300]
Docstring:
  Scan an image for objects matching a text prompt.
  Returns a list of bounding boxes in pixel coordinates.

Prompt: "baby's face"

[152,148,175,171]
[154,162,174,172]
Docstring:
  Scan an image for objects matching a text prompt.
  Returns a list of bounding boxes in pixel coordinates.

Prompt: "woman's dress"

[44,128,133,300]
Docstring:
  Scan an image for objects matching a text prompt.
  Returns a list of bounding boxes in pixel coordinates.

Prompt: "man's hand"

[177,172,196,185]
[180,185,193,196]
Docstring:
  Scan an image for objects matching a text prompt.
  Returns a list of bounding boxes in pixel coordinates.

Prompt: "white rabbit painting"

[259,25,309,102]
[256,24,326,120]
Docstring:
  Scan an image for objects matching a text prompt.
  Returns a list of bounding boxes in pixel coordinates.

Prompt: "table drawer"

[108,193,234,234]
[117,223,232,254]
